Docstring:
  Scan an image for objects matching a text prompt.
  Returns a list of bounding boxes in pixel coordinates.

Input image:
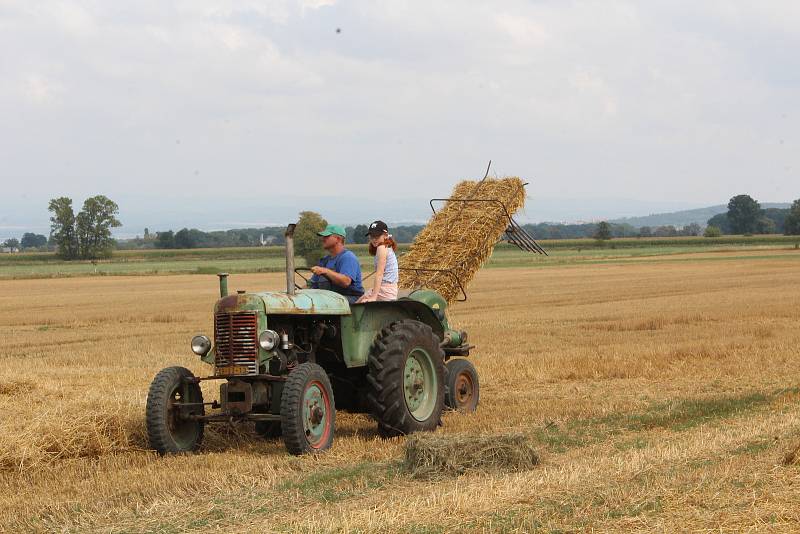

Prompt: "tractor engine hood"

[214,289,352,315]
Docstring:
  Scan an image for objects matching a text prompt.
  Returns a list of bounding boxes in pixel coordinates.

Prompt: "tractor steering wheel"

[293,267,313,290]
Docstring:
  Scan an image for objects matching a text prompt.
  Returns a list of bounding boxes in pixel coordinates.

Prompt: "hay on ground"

[403,431,539,478]
[783,441,800,466]
[0,403,147,472]
[399,177,527,302]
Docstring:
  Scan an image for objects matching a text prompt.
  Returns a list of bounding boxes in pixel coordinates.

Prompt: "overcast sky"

[1,1,798,236]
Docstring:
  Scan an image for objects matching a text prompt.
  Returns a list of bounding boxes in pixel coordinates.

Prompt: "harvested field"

[1,251,800,531]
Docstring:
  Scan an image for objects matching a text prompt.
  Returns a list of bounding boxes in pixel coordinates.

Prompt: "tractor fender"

[339,301,445,368]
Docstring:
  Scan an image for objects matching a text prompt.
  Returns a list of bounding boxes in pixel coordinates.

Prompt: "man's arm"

[311,252,360,289]
[310,266,352,288]
[309,257,325,286]
[326,269,352,288]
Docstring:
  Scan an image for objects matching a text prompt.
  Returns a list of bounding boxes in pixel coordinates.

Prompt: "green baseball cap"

[317,224,346,238]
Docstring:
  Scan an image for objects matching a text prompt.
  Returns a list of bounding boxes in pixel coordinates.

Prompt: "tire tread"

[145,366,204,455]
[281,362,335,455]
[366,320,445,437]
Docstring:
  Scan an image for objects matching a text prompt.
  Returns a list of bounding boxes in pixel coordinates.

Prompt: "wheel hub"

[455,373,474,404]
[403,348,438,422]
[404,357,425,411]
[303,383,328,445]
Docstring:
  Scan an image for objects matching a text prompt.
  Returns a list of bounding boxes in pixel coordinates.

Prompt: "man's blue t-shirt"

[310,249,364,297]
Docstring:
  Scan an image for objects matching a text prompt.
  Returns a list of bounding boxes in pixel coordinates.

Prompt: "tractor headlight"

[191,335,212,356]
[259,330,279,351]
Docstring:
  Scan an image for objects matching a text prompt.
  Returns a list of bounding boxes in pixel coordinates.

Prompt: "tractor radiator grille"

[214,312,258,375]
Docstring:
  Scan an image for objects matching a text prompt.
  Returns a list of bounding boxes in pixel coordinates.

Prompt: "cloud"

[21,74,63,104]
[0,0,798,232]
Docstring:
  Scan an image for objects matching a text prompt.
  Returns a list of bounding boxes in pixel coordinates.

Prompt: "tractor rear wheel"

[280,362,335,455]
[367,320,445,437]
[146,366,205,455]
[445,359,480,412]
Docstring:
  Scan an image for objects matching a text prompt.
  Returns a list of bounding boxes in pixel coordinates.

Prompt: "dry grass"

[1,252,800,531]
[0,403,145,471]
[784,441,800,466]
[403,431,539,478]
[399,177,526,302]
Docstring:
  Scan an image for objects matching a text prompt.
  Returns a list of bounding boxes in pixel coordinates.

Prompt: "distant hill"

[609,203,790,228]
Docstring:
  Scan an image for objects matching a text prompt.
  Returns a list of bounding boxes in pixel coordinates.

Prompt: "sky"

[1,1,798,238]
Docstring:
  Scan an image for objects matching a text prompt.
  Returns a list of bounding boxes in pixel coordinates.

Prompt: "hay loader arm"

[428,197,547,255]
[399,162,547,303]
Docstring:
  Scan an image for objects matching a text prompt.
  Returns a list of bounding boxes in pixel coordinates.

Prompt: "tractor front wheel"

[444,359,480,412]
[280,362,335,455]
[146,366,205,455]
[367,320,445,437]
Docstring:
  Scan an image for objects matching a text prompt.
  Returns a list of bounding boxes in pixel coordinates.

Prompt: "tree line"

[706,195,800,235]
[4,193,798,256]
[522,221,704,240]
[588,195,800,242]
[1,233,48,252]
[120,223,425,250]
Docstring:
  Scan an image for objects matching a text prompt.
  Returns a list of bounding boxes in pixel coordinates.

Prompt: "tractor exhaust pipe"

[217,272,229,297]
[284,223,297,295]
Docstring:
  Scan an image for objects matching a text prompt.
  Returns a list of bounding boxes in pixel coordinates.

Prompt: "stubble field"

[1,248,800,532]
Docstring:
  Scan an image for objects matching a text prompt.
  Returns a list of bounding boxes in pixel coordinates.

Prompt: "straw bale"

[403,431,539,478]
[399,177,526,302]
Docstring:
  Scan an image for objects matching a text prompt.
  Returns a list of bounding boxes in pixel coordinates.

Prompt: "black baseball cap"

[366,220,389,236]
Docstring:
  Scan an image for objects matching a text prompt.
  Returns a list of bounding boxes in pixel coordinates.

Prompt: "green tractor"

[145,224,479,455]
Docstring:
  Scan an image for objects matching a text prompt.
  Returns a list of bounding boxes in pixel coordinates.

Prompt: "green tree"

[683,223,701,236]
[756,217,776,234]
[726,194,761,234]
[785,199,800,235]
[706,213,731,234]
[594,221,611,241]
[352,224,370,244]
[3,238,20,250]
[638,226,652,238]
[294,211,327,266]
[654,225,678,237]
[20,233,47,249]
[704,225,722,238]
[155,230,175,248]
[48,197,78,259]
[762,208,789,233]
[174,228,196,248]
[75,195,122,259]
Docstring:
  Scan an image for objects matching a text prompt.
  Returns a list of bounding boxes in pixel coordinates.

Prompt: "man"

[309,224,364,303]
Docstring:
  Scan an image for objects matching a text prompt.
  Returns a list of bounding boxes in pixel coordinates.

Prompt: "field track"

[1,251,800,532]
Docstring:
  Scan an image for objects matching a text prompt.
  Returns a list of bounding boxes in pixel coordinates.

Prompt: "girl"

[357,220,399,302]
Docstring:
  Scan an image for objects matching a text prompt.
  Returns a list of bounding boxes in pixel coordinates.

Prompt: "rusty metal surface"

[220,380,254,414]
[285,223,297,296]
[255,289,351,315]
[214,312,259,375]
[214,289,350,316]
[186,375,288,383]
[185,413,282,423]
